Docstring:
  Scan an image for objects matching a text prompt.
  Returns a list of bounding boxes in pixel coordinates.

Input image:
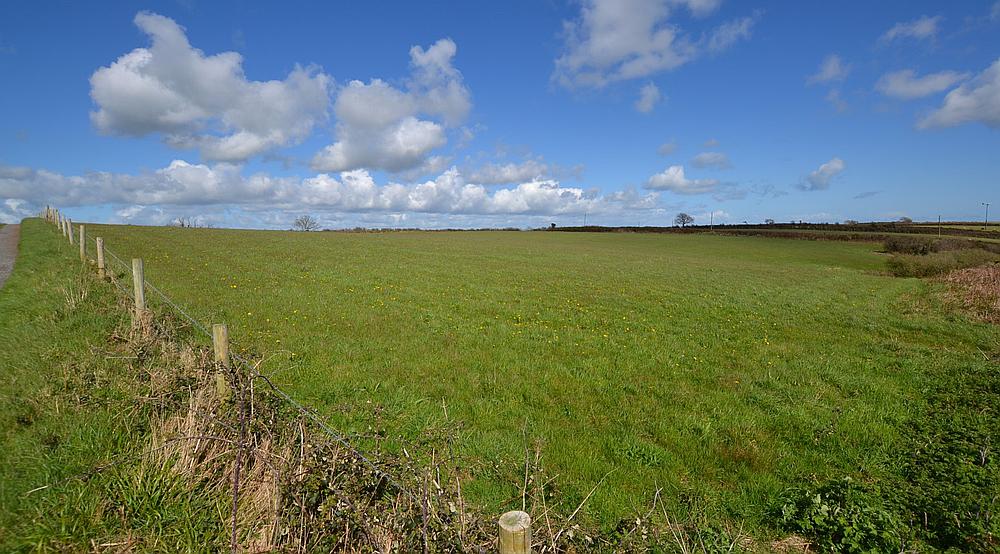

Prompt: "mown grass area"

[78,222,1000,543]
[0,219,227,551]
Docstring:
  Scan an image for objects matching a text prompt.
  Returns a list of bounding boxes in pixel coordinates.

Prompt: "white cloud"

[825,89,848,112]
[553,0,757,88]
[879,15,942,44]
[311,38,471,173]
[657,141,677,156]
[691,151,731,169]
[644,165,719,194]
[634,83,663,113]
[800,157,845,191]
[919,59,1000,129]
[876,69,970,99]
[706,14,758,53]
[0,161,663,221]
[467,160,550,185]
[90,12,331,162]
[807,54,850,84]
[0,198,34,224]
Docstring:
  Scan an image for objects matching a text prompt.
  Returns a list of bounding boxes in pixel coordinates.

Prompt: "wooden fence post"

[67,220,74,245]
[213,323,232,401]
[96,237,106,279]
[499,511,531,554]
[79,225,86,261]
[132,258,146,312]
[213,324,230,367]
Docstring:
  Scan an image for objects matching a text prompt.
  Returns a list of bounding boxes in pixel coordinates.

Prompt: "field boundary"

[37,208,543,553]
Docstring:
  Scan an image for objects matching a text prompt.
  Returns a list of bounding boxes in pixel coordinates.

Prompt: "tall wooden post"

[213,324,230,367]
[96,237,106,279]
[213,323,232,401]
[132,258,146,312]
[78,225,86,261]
[67,220,74,245]
[499,511,531,554]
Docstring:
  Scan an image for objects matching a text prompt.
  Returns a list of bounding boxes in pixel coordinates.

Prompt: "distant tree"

[898,216,913,224]
[550,223,556,230]
[764,218,775,225]
[173,216,213,228]
[844,219,859,225]
[674,212,694,227]
[293,215,320,231]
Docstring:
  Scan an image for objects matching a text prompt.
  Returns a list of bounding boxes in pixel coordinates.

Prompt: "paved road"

[0,224,20,289]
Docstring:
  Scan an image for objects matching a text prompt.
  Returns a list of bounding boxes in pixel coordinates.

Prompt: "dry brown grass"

[941,264,1000,324]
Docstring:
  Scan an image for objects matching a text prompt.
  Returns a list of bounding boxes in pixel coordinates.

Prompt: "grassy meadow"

[72,222,999,540]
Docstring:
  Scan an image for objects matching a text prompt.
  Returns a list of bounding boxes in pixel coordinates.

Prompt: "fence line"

[40,213,532,552]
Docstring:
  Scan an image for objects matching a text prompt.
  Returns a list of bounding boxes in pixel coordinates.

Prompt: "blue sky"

[1,0,998,228]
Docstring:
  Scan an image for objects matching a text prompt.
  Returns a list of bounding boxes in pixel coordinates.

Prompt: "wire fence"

[50,212,432,552]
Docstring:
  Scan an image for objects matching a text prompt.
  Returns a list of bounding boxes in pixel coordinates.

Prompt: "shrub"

[775,478,903,553]
[887,249,1000,277]
[884,235,935,255]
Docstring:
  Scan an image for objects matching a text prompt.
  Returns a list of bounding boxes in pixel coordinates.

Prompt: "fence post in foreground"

[213,324,230,368]
[67,220,74,245]
[96,238,106,279]
[78,225,86,261]
[499,511,531,554]
[213,323,232,401]
[60,216,66,236]
[131,258,146,312]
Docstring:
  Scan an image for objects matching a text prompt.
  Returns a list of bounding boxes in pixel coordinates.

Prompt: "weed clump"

[774,478,903,553]
[942,265,1000,323]
[886,249,1000,277]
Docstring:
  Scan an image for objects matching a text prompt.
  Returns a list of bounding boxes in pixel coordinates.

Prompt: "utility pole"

[984,202,991,231]
[583,212,588,227]
[710,212,714,233]
[938,215,941,237]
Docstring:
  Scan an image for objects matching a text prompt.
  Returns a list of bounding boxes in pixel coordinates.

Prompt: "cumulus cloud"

[634,83,663,113]
[644,165,719,194]
[879,15,941,44]
[553,0,757,88]
[0,161,660,221]
[919,59,1000,129]
[691,151,731,169]
[799,157,845,191]
[807,54,850,84]
[876,69,969,99]
[466,159,550,185]
[90,12,331,162]
[311,38,471,173]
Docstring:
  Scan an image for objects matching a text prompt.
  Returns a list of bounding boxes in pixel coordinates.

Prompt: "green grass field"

[0,220,227,550]
[70,222,999,540]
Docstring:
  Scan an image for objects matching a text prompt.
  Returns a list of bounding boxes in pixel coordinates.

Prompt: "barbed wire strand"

[74,222,418,510]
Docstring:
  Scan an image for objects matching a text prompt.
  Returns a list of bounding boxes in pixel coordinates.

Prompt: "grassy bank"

[0,219,226,551]
[79,223,1000,543]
